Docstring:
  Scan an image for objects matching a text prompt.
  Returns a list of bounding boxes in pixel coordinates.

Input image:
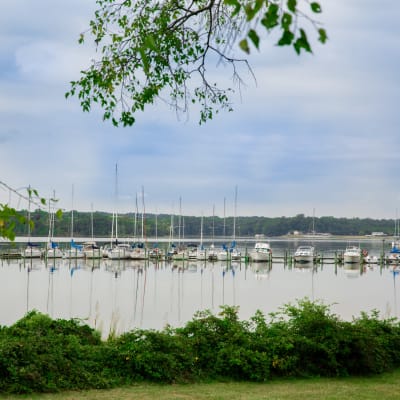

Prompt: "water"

[0,239,398,337]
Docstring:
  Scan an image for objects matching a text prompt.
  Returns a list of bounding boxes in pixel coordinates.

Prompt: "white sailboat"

[230,185,241,261]
[131,188,148,260]
[21,185,42,258]
[83,204,103,259]
[217,198,229,261]
[64,185,84,259]
[45,191,63,259]
[196,214,207,260]
[107,164,133,260]
[172,197,188,261]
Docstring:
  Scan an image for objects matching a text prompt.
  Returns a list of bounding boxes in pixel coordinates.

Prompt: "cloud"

[0,1,399,220]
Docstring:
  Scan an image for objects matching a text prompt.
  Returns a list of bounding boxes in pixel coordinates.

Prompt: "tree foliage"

[0,183,61,242]
[66,0,327,126]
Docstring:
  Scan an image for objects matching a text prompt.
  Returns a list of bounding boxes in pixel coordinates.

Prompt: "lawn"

[1,370,400,400]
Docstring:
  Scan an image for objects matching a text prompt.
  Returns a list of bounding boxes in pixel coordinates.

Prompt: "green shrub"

[1,300,400,394]
[0,311,112,393]
[109,328,195,383]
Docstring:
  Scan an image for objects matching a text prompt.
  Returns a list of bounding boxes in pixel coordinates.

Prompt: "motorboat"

[343,245,361,264]
[294,245,316,264]
[250,242,272,262]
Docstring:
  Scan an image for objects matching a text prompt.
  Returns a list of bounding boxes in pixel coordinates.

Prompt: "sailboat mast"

[223,197,226,238]
[27,185,32,239]
[90,203,94,240]
[178,196,182,246]
[115,164,118,240]
[70,184,74,239]
[200,212,204,246]
[212,204,215,243]
[141,186,146,242]
[233,185,238,240]
[312,207,315,234]
[134,193,138,240]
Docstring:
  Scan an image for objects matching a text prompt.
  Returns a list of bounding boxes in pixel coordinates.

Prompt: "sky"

[0,1,399,220]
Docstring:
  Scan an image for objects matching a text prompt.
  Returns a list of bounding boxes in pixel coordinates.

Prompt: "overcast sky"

[1,1,399,220]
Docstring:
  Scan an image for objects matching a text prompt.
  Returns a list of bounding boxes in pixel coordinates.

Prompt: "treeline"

[14,210,396,238]
[1,299,400,393]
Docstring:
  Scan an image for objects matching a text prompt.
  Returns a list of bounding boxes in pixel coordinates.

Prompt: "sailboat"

[207,205,218,261]
[217,198,229,261]
[64,185,84,259]
[83,204,103,259]
[196,213,207,260]
[21,185,42,258]
[388,209,400,264]
[45,191,63,259]
[131,187,148,260]
[148,210,164,259]
[107,164,133,260]
[230,185,241,261]
[172,197,188,261]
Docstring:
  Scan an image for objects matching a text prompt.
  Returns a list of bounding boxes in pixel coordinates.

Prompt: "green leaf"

[55,209,63,220]
[139,48,150,75]
[318,28,328,44]
[239,39,250,54]
[261,4,279,30]
[248,29,260,50]
[310,2,322,13]
[287,0,297,13]
[278,30,295,46]
[293,29,312,54]
[224,0,241,17]
[245,0,264,21]
[281,12,292,30]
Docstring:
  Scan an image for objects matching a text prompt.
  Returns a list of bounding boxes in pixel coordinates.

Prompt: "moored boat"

[21,242,42,258]
[294,245,316,264]
[64,239,84,259]
[343,245,361,264]
[250,242,272,262]
[83,241,103,259]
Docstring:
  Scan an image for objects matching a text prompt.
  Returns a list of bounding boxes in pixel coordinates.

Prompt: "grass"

[1,370,400,400]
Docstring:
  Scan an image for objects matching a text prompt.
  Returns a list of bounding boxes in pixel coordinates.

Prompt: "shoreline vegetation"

[2,209,398,239]
[1,299,400,395]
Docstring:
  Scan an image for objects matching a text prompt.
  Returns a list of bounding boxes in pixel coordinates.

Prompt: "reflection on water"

[0,240,399,337]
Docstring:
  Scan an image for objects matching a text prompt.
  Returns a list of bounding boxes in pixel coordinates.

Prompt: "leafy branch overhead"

[66,0,327,126]
[0,182,62,242]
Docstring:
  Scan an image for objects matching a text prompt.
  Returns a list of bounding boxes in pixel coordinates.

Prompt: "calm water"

[1,239,398,337]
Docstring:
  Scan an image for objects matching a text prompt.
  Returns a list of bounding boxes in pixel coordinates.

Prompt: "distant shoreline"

[1,235,393,244]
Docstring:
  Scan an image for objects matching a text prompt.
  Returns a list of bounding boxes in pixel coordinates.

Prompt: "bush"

[0,311,112,393]
[1,300,400,393]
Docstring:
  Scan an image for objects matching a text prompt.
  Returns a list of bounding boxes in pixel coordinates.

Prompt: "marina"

[1,238,400,338]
